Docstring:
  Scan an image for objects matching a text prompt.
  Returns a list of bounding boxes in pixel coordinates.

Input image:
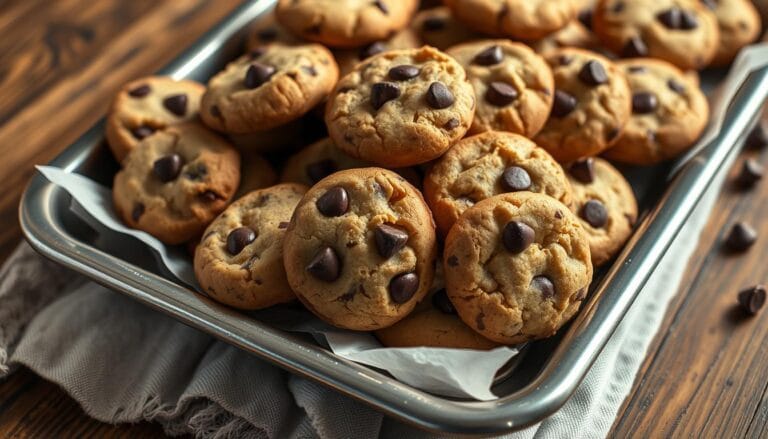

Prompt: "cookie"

[565,157,637,267]
[105,76,205,163]
[424,131,572,237]
[194,184,307,310]
[200,43,338,134]
[592,0,719,70]
[411,7,480,51]
[334,28,421,77]
[530,20,600,55]
[444,192,593,344]
[603,58,709,165]
[227,117,315,154]
[325,47,476,167]
[246,14,300,50]
[443,0,579,40]
[275,0,419,48]
[533,48,632,163]
[703,0,761,66]
[446,40,554,137]
[113,123,241,245]
[280,137,371,186]
[283,167,437,330]
[235,150,278,198]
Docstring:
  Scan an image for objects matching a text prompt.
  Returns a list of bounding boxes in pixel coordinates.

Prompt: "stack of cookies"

[106,0,760,349]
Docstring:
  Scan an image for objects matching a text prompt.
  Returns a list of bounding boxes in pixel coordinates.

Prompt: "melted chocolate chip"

[432,289,455,314]
[128,84,151,97]
[485,81,518,107]
[389,272,419,303]
[388,65,420,81]
[162,94,187,116]
[370,82,401,110]
[581,200,608,227]
[306,159,337,183]
[503,221,535,253]
[501,166,531,192]
[632,92,658,114]
[578,60,608,86]
[552,90,577,118]
[153,154,184,183]
[307,246,341,282]
[227,227,256,255]
[316,186,349,217]
[245,62,276,88]
[426,82,454,109]
[569,158,595,183]
[531,276,555,299]
[473,45,503,66]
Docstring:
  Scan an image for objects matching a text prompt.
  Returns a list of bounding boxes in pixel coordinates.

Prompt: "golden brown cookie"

[444,192,593,344]
[424,131,572,237]
[444,0,579,40]
[113,123,241,245]
[704,0,761,66]
[283,168,437,330]
[411,7,481,50]
[194,184,307,310]
[565,157,637,267]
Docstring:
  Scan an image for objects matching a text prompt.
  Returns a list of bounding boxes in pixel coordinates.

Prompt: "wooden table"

[0,0,766,436]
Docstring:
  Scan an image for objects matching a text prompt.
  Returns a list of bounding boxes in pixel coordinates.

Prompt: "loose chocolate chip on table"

[426,82,454,109]
[632,92,658,114]
[360,41,386,59]
[502,221,535,253]
[622,36,648,57]
[746,125,768,150]
[432,289,455,314]
[153,154,184,183]
[131,125,155,140]
[422,16,446,31]
[485,81,518,107]
[388,65,420,81]
[501,166,531,192]
[307,246,341,282]
[551,90,577,118]
[374,224,409,259]
[389,272,419,303]
[128,84,151,97]
[473,45,503,66]
[306,159,338,183]
[569,158,595,183]
[657,8,682,29]
[373,0,388,14]
[738,285,767,315]
[581,200,608,228]
[679,10,698,30]
[163,94,188,116]
[316,186,349,217]
[227,227,256,255]
[531,275,555,299]
[245,62,276,89]
[370,82,401,110]
[131,203,145,222]
[578,60,608,86]
[736,159,764,188]
[725,222,757,251]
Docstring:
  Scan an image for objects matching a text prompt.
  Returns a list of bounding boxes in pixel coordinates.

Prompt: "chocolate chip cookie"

[592,0,719,70]
[603,58,709,165]
[246,14,300,50]
[105,76,205,163]
[283,168,437,330]
[325,47,476,167]
[275,0,419,48]
[703,0,761,66]
[447,40,554,137]
[334,28,421,77]
[280,137,371,186]
[113,123,241,245]
[411,7,481,50]
[424,131,572,237]
[565,157,637,267]
[444,0,579,40]
[200,43,338,134]
[534,48,632,163]
[531,19,600,55]
[194,184,307,310]
[444,192,593,344]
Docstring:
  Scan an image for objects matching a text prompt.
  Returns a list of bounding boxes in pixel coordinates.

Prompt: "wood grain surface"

[0,0,767,437]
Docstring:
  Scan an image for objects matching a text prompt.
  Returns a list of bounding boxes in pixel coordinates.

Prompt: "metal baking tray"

[18,0,768,434]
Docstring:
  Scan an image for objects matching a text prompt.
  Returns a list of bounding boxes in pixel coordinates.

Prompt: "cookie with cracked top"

[282,167,437,331]
[325,47,476,167]
[702,0,761,66]
[113,123,241,245]
[105,76,205,163]
[411,7,481,50]
[444,191,593,344]
[194,183,307,310]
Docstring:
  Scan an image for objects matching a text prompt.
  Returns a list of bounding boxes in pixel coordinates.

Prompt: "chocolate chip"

[128,84,151,97]
[551,90,577,118]
[278,221,290,229]
[627,65,647,74]
[725,222,757,251]
[227,227,256,255]
[746,125,768,150]
[473,45,503,66]
[153,154,184,183]
[581,200,608,227]
[736,159,764,188]
[422,16,446,31]
[578,9,593,29]
[370,82,401,110]
[578,60,608,86]
[632,92,658,114]
[503,221,535,253]
[444,118,459,130]
[388,65,420,81]
[360,41,386,59]
[426,82,454,109]
[163,94,188,116]
[606,127,620,142]
[131,125,155,140]
[447,255,459,267]
[389,273,419,303]
[569,158,595,183]
[485,81,518,107]
[306,159,337,183]
[531,275,555,299]
[131,203,144,222]
[374,224,409,259]
[657,8,682,29]
[432,289,455,314]
[307,246,341,282]
[738,285,766,315]
[373,0,388,14]
[501,166,531,192]
[622,36,648,57]
[679,10,698,29]
[316,186,349,217]
[245,62,276,88]
[199,190,220,202]
[612,1,625,12]
[558,55,573,66]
